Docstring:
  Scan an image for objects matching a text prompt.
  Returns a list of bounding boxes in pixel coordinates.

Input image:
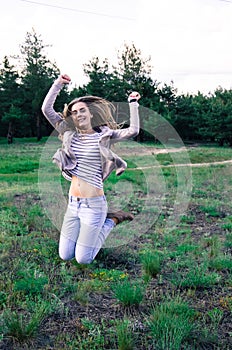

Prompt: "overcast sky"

[1,0,232,95]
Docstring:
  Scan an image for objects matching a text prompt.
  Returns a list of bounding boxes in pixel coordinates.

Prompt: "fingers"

[128,91,141,102]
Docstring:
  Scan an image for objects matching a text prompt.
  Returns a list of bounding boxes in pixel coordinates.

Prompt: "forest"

[1,28,232,146]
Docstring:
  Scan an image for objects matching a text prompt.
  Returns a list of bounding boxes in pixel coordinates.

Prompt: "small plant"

[25,203,45,232]
[74,287,89,306]
[200,205,222,218]
[112,279,144,307]
[202,235,221,258]
[3,302,50,342]
[76,279,108,293]
[147,297,195,350]
[116,319,134,350]
[174,243,199,256]
[181,214,196,224]
[221,222,232,231]
[75,319,106,350]
[14,270,48,295]
[171,264,221,289]
[209,255,232,271]
[90,268,128,282]
[225,233,232,248]
[194,308,224,347]
[140,250,161,278]
[0,291,7,309]
[207,308,223,329]
[219,296,232,311]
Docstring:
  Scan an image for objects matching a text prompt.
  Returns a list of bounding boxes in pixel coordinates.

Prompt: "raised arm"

[41,74,71,133]
[110,91,141,142]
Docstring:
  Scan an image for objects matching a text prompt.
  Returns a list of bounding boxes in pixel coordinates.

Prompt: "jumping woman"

[42,74,140,264]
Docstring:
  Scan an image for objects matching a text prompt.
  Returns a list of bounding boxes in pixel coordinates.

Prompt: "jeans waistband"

[69,195,106,203]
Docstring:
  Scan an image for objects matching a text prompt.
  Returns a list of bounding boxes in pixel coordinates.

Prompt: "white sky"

[1,0,232,95]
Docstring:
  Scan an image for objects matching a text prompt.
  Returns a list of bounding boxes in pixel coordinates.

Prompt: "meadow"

[0,138,231,350]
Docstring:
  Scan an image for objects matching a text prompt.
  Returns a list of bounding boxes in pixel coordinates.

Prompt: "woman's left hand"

[56,74,71,85]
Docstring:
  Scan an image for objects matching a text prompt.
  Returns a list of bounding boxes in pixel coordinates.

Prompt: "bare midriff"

[69,175,104,198]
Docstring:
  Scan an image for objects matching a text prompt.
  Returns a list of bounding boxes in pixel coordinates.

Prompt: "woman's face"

[71,102,93,131]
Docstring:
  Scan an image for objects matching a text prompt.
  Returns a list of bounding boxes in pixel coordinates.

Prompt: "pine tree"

[19,28,60,140]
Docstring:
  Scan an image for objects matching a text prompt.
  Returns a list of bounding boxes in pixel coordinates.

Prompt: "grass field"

[0,138,231,350]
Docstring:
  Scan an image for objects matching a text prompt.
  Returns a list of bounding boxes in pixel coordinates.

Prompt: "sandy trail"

[116,146,232,169]
[135,159,232,170]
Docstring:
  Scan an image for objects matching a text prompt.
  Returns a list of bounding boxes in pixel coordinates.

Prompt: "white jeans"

[59,195,115,264]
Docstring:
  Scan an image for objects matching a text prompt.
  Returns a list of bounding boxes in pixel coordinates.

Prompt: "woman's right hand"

[128,91,141,103]
[56,74,71,85]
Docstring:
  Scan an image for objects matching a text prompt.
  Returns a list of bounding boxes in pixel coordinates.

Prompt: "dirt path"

[117,146,232,169]
[118,146,187,156]
[135,159,232,170]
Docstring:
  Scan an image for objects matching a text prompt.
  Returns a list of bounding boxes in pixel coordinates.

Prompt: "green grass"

[0,139,232,349]
[2,301,51,342]
[140,250,162,279]
[148,297,195,350]
[112,279,145,307]
[116,318,135,350]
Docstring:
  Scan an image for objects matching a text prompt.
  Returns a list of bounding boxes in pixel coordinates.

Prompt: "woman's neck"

[76,127,95,134]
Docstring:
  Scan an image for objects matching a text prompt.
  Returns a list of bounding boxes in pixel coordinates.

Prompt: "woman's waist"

[69,176,104,197]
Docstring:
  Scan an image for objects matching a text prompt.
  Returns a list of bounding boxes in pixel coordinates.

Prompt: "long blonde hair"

[62,96,118,130]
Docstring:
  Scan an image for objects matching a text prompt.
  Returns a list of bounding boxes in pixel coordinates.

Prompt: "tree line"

[1,29,232,146]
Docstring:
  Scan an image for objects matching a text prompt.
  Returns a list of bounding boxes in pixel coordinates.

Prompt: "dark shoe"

[107,210,134,224]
